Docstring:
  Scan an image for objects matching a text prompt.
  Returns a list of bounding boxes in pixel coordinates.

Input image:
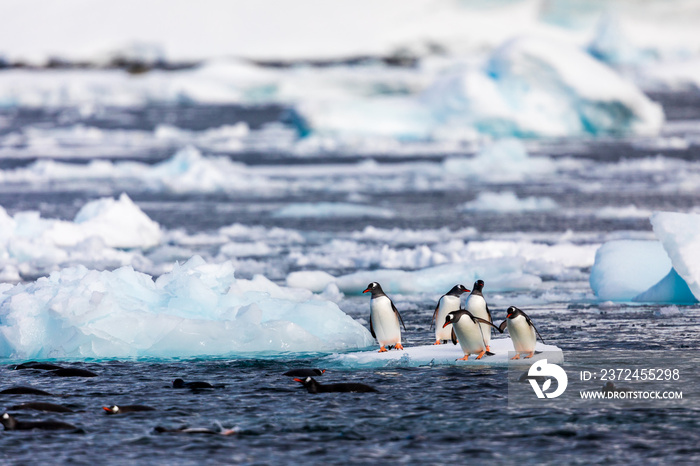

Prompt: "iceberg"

[294,38,664,140]
[0,256,374,359]
[590,212,700,303]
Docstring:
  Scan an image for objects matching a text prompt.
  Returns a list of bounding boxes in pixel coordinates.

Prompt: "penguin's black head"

[103,405,119,414]
[363,282,380,294]
[172,378,185,388]
[448,284,470,296]
[506,306,521,319]
[443,311,459,328]
[314,369,326,376]
[473,280,485,291]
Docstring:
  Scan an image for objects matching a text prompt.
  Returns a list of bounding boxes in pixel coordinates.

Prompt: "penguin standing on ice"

[363,282,406,352]
[465,280,493,352]
[498,306,545,359]
[444,310,502,360]
[431,284,470,345]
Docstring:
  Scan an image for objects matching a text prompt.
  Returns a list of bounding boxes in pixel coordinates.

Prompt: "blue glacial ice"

[590,212,700,303]
[0,256,374,360]
[294,38,664,139]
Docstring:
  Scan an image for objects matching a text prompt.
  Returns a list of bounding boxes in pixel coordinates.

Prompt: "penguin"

[294,377,378,394]
[283,368,326,377]
[443,309,502,360]
[497,306,545,359]
[48,368,98,377]
[0,386,54,396]
[12,362,64,371]
[1,413,76,431]
[601,382,632,393]
[103,405,156,414]
[363,282,406,353]
[9,402,73,413]
[465,280,493,352]
[431,284,470,345]
[172,378,215,389]
[154,424,237,435]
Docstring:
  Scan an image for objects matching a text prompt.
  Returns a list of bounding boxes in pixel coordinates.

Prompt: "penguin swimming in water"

[172,378,215,389]
[294,377,378,393]
[363,282,406,353]
[465,280,493,352]
[0,386,54,396]
[283,368,326,377]
[497,306,545,359]
[1,413,76,431]
[48,368,98,377]
[9,402,73,413]
[444,309,502,360]
[103,405,156,414]
[431,284,470,345]
[12,361,64,371]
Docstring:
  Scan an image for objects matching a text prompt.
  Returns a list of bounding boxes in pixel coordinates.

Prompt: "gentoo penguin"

[601,382,632,393]
[172,378,214,389]
[431,284,470,345]
[294,377,378,393]
[0,386,54,396]
[363,282,406,352]
[465,280,493,352]
[444,310,502,360]
[9,402,73,413]
[1,413,76,431]
[48,368,98,377]
[497,306,545,359]
[283,368,326,377]
[103,405,156,414]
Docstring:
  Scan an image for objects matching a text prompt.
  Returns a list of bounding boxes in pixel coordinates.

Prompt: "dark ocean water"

[1,91,700,464]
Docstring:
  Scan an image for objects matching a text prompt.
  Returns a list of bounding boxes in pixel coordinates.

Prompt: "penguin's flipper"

[498,320,507,333]
[369,314,376,339]
[472,316,501,332]
[451,327,458,345]
[485,303,493,323]
[430,302,439,331]
[392,301,407,331]
[526,315,546,345]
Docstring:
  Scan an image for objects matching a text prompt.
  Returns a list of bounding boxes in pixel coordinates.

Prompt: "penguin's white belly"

[466,295,491,346]
[370,296,401,346]
[453,319,487,355]
[507,316,536,353]
[435,295,460,341]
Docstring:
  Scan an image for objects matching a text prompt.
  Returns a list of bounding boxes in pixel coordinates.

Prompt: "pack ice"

[590,212,700,303]
[0,256,374,359]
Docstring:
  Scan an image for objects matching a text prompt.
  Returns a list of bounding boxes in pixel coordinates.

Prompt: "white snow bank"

[329,338,563,368]
[590,212,700,303]
[0,256,374,359]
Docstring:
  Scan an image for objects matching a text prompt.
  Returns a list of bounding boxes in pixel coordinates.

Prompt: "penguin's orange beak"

[293,378,304,383]
[442,321,450,328]
[321,369,326,374]
[102,407,111,412]
[465,289,471,292]
[507,314,513,318]
[362,288,370,293]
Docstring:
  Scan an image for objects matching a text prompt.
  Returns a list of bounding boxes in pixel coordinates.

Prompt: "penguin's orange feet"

[457,355,469,361]
[476,350,486,360]
[524,352,534,359]
[510,354,521,360]
[394,343,404,350]
[433,340,441,345]
[378,346,388,353]
[485,346,491,353]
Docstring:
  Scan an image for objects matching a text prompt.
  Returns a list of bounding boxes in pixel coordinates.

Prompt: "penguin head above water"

[294,376,320,393]
[363,282,386,298]
[1,413,17,429]
[103,406,120,414]
[447,284,470,296]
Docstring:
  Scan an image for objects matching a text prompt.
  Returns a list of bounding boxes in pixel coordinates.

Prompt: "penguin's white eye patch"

[2,413,8,419]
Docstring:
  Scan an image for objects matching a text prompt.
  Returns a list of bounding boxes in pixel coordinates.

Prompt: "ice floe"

[0,256,374,359]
